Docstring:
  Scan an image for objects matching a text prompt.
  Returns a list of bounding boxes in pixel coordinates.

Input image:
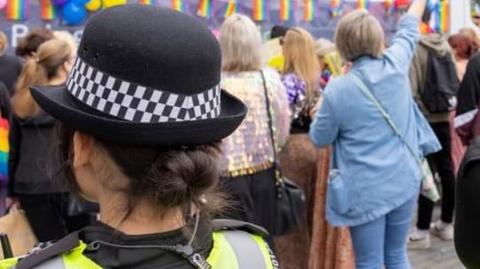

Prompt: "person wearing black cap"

[0,5,277,269]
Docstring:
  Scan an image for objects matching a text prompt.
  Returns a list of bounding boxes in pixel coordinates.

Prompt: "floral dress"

[282,73,321,134]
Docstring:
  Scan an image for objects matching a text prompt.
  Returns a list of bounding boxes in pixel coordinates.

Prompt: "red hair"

[448,34,476,60]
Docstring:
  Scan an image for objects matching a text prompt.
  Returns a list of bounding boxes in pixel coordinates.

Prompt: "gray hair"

[315,38,336,58]
[335,10,384,61]
[219,14,263,72]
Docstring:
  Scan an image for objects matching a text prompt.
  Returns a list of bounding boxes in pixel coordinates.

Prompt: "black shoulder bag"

[260,71,306,236]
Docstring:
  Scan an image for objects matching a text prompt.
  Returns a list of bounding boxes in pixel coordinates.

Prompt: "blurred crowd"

[0,1,479,268]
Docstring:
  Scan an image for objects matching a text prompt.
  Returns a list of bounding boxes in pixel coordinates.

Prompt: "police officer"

[0,5,277,269]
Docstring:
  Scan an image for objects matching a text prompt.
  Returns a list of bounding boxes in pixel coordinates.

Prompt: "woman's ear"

[73,131,94,168]
[62,58,73,75]
[72,131,101,202]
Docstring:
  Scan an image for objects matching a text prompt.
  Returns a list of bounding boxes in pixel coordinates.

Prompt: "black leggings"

[417,122,456,230]
[18,193,91,242]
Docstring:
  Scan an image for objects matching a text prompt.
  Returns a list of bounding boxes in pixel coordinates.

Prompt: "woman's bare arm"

[408,0,428,20]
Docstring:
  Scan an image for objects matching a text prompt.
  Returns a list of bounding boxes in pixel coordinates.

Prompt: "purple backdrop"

[0,0,403,53]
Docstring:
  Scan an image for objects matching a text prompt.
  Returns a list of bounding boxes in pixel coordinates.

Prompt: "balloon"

[395,0,411,9]
[63,2,87,25]
[72,0,89,5]
[52,0,68,6]
[85,0,101,12]
[102,0,126,9]
[0,0,6,10]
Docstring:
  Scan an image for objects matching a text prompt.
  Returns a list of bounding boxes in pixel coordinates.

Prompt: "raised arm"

[408,0,428,20]
[385,0,427,71]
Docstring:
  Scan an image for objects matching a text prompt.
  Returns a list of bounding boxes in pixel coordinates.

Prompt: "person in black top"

[8,38,89,242]
[455,137,480,268]
[455,53,480,145]
[0,31,22,94]
[0,82,11,119]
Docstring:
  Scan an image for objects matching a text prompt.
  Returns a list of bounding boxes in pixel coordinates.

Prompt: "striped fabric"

[0,117,9,185]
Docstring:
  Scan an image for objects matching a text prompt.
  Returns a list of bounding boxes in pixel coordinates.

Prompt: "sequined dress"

[219,69,291,176]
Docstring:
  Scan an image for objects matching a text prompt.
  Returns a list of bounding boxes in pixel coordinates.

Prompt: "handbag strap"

[349,74,421,164]
[259,71,283,186]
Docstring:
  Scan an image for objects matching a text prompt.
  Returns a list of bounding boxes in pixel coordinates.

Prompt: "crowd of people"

[0,0,480,268]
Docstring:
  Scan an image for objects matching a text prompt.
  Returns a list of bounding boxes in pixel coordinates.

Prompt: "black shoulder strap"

[211,219,269,238]
[16,232,80,269]
[259,71,277,164]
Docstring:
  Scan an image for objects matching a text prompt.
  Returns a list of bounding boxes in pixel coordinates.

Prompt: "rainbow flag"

[279,0,292,21]
[6,0,29,21]
[420,22,433,34]
[40,0,55,20]
[0,118,9,185]
[357,0,369,10]
[171,0,184,12]
[384,0,395,13]
[428,3,439,32]
[252,0,266,21]
[428,0,449,33]
[197,0,212,17]
[279,0,293,21]
[138,0,154,5]
[304,0,314,21]
[225,0,237,17]
[439,0,449,33]
[330,0,343,17]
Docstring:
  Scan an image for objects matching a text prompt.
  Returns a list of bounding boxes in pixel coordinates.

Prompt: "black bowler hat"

[30,5,247,146]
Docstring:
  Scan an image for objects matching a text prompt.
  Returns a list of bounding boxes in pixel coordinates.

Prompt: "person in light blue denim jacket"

[309,1,440,268]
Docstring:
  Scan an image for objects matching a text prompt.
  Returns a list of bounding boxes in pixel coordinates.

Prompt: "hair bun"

[101,142,220,210]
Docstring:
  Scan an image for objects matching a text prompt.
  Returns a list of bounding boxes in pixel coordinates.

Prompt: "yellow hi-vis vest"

[0,230,278,269]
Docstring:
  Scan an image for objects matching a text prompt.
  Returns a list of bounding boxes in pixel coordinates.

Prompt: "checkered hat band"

[66,57,221,123]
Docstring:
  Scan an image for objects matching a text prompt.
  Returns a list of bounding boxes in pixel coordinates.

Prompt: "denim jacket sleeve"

[385,14,420,73]
[309,92,339,147]
[414,102,442,157]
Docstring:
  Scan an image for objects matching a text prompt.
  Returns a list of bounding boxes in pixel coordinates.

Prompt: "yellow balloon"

[85,0,101,12]
[102,0,126,9]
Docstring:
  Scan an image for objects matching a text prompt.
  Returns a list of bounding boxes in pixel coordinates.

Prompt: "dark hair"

[15,28,54,57]
[58,124,224,220]
[449,34,476,60]
[270,25,290,39]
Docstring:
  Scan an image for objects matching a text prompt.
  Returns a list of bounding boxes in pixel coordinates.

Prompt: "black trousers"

[220,167,277,246]
[18,193,91,242]
[417,122,456,230]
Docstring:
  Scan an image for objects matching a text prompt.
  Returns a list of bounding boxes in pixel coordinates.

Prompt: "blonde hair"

[219,14,263,72]
[13,39,72,118]
[335,10,384,61]
[0,31,7,55]
[282,27,319,100]
[54,31,78,56]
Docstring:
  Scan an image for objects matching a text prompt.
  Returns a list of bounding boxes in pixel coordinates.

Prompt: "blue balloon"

[72,0,89,6]
[63,2,87,25]
[51,0,67,6]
